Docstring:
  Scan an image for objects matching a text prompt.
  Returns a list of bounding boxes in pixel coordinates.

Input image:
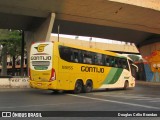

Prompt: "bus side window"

[82,51,93,64]
[121,59,129,70]
[109,56,115,67]
[114,57,118,68]
[122,59,126,69]
[74,56,78,62]
[59,46,73,62]
[94,53,103,65]
[118,58,123,68]
[71,49,79,63]
[105,55,110,66]
[79,50,83,63]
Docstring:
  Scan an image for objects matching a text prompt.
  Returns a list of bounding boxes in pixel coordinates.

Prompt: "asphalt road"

[0,84,160,120]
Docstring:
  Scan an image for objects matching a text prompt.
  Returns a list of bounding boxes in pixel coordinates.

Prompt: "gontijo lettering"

[31,56,51,60]
[81,66,104,73]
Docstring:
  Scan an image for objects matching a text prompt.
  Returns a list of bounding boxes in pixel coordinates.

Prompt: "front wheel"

[123,81,129,90]
[73,81,83,94]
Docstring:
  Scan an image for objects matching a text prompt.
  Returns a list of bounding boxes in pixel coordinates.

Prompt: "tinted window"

[59,45,129,69]
[71,49,79,63]
[94,53,103,65]
[121,58,129,70]
[82,51,93,64]
[105,55,110,66]
[59,46,72,62]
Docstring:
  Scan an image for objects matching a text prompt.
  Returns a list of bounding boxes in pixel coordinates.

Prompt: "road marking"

[93,93,160,102]
[0,101,101,109]
[150,100,160,103]
[93,93,150,99]
[69,94,160,110]
[136,98,160,101]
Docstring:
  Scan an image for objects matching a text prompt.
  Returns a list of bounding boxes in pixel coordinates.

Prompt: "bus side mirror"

[131,64,138,72]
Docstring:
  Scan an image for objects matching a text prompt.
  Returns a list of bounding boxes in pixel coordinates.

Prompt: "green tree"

[0,29,22,76]
[0,29,10,76]
[8,30,22,76]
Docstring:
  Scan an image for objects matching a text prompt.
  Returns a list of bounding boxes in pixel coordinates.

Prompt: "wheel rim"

[86,82,92,92]
[75,81,82,93]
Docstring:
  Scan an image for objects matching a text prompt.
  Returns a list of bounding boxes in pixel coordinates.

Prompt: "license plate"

[37,83,42,86]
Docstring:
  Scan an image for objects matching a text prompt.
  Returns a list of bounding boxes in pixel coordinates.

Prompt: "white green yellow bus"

[29,41,138,93]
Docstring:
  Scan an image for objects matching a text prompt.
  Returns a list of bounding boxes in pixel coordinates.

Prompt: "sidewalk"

[136,80,160,87]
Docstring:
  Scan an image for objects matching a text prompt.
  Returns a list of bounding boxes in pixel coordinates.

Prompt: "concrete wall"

[139,42,160,57]
[139,42,160,82]
[0,77,29,88]
[0,78,10,88]
[25,13,55,69]
[110,0,160,11]
[50,36,139,53]
[143,63,160,82]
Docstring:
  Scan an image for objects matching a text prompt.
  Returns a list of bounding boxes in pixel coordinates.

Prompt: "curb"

[0,88,31,92]
[136,80,160,87]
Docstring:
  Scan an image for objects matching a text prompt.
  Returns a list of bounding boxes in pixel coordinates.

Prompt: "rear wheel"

[73,80,83,94]
[123,81,129,90]
[83,80,93,93]
[52,90,63,94]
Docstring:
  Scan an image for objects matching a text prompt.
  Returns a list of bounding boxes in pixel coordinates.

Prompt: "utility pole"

[20,31,24,76]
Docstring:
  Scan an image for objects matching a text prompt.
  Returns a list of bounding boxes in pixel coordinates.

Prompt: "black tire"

[83,80,93,93]
[53,90,63,94]
[73,80,83,94]
[123,81,129,90]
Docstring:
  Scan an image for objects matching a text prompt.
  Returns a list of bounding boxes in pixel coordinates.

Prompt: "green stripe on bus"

[110,68,123,84]
[103,68,117,84]
[103,68,123,84]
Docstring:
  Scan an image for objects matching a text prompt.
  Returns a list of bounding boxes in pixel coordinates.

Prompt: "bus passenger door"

[130,64,138,79]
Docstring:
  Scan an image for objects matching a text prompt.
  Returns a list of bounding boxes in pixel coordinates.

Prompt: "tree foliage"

[0,29,22,75]
[0,29,22,57]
